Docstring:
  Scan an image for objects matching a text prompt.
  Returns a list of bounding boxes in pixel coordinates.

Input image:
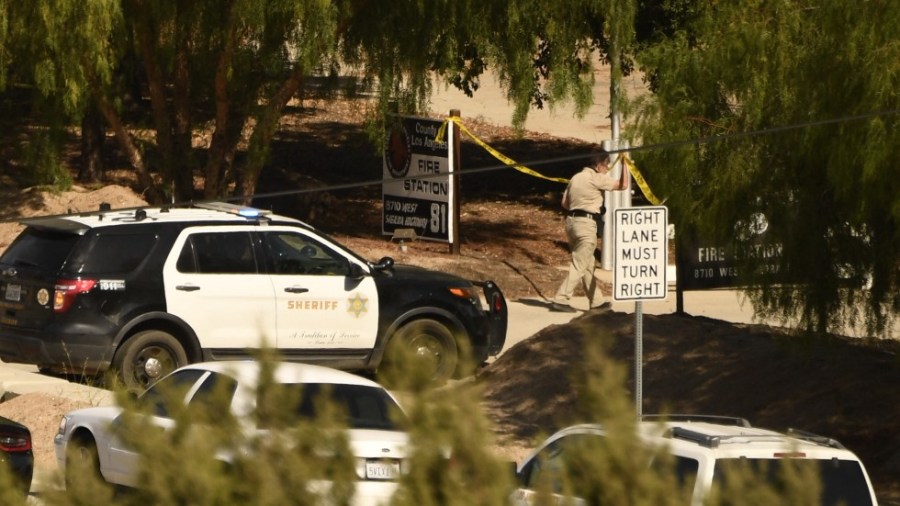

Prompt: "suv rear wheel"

[113,330,188,391]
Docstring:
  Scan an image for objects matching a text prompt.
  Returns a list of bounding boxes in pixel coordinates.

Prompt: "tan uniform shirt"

[562,167,618,214]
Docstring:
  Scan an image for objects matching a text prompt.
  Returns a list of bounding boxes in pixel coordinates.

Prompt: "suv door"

[259,228,379,352]
[163,227,277,349]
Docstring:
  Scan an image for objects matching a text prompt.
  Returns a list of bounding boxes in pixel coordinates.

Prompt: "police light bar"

[195,202,271,218]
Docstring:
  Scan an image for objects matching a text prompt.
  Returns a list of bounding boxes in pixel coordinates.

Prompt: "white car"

[513,416,878,506]
[55,360,409,505]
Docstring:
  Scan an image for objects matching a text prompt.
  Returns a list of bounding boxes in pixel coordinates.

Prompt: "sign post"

[613,206,668,417]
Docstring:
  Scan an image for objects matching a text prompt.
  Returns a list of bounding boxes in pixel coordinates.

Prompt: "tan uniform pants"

[554,216,600,306]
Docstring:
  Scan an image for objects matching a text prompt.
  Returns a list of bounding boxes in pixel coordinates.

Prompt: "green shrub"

[21,130,73,190]
[40,336,818,506]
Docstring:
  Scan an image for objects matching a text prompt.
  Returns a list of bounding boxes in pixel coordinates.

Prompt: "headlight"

[57,416,69,436]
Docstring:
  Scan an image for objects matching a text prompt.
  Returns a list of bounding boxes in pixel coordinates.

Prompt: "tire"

[381,319,458,385]
[113,330,188,392]
[65,434,106,492]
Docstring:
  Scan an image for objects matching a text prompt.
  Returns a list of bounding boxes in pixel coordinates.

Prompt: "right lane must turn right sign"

[613,206,668,301]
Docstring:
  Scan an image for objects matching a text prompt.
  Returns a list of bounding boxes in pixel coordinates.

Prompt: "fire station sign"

[382,114,455,242]
[613,206,668,301]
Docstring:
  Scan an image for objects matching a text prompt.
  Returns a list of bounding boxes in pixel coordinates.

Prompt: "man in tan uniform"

[550,149,629,312]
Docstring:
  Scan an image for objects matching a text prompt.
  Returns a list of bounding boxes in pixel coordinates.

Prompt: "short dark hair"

[591,149,610,166]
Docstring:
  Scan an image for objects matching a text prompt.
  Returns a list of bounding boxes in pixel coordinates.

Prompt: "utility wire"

[1,107,897,225]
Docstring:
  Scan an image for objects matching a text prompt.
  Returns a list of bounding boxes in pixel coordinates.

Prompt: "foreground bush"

[15,334,820,506]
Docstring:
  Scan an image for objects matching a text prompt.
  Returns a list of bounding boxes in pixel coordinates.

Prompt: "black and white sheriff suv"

[0,202,507,389]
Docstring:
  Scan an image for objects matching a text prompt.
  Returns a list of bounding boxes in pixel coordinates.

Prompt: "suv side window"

[262,231,349,276]
[177,232,258,274]
[69,233,158,274]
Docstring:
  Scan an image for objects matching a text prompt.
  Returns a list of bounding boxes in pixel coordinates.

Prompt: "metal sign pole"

[449,109,461,255]
[635,300,643,418]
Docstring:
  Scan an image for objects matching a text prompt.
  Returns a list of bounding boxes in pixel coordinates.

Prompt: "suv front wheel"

[381,319,458,386]
[113,330,188,391]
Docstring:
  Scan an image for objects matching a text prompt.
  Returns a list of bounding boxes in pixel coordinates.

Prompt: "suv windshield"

[0,227,79,271]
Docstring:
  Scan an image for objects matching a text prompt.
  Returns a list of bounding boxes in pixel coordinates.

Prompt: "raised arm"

[612,161,630,191]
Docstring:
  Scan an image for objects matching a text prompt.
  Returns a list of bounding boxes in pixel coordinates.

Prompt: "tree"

[0,0,123,188]
[119,0,339,202]
[4,0,646,203]
[337,0,638,134]
[629,0,900,336]
[4,0,339,203]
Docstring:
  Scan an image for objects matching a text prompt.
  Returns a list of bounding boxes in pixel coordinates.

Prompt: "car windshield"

[263,383,404,431]
[712,458,873,506]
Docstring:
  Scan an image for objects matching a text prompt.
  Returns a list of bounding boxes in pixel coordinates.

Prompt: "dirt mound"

[478,310,900,500]
[0,393,92,472]
[0,184,148,250]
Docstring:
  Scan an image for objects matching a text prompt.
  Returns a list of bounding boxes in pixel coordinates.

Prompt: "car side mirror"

[371,256,395,272]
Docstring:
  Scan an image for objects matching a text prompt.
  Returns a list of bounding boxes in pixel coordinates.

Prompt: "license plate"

[365,460,400,480]
[4,284,21,302]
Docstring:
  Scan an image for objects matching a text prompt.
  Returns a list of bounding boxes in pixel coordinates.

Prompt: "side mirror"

[372,256,395,272]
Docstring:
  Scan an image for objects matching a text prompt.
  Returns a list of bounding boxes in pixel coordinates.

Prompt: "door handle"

[176,285,201,292]
[284,287,309,294]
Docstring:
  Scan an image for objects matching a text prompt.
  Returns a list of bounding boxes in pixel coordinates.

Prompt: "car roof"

[19,203,306,231]
[178,360,387,389]
[542,418,862,461]
[656,420,863,460]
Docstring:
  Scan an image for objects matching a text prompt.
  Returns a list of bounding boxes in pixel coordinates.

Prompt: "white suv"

[513,415,878,505]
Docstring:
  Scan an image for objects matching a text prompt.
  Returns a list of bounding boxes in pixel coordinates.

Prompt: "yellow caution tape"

[436,115,664,204]
[623,157,665,205]
[436,116,569,183]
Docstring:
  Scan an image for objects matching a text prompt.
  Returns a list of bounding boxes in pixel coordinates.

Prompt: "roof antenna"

[135,209,147,221]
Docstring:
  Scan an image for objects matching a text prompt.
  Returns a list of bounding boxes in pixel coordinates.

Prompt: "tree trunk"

[95,95,163,202]
[78,104,104,183]
[203,0,239,200]
[171,3,194,202]
[240,68,306,203]
[131,0,174,187]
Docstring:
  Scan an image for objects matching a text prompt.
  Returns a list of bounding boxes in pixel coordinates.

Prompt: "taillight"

[0,432,31,452]
[491,292,505,313]
[54,279,97,313]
